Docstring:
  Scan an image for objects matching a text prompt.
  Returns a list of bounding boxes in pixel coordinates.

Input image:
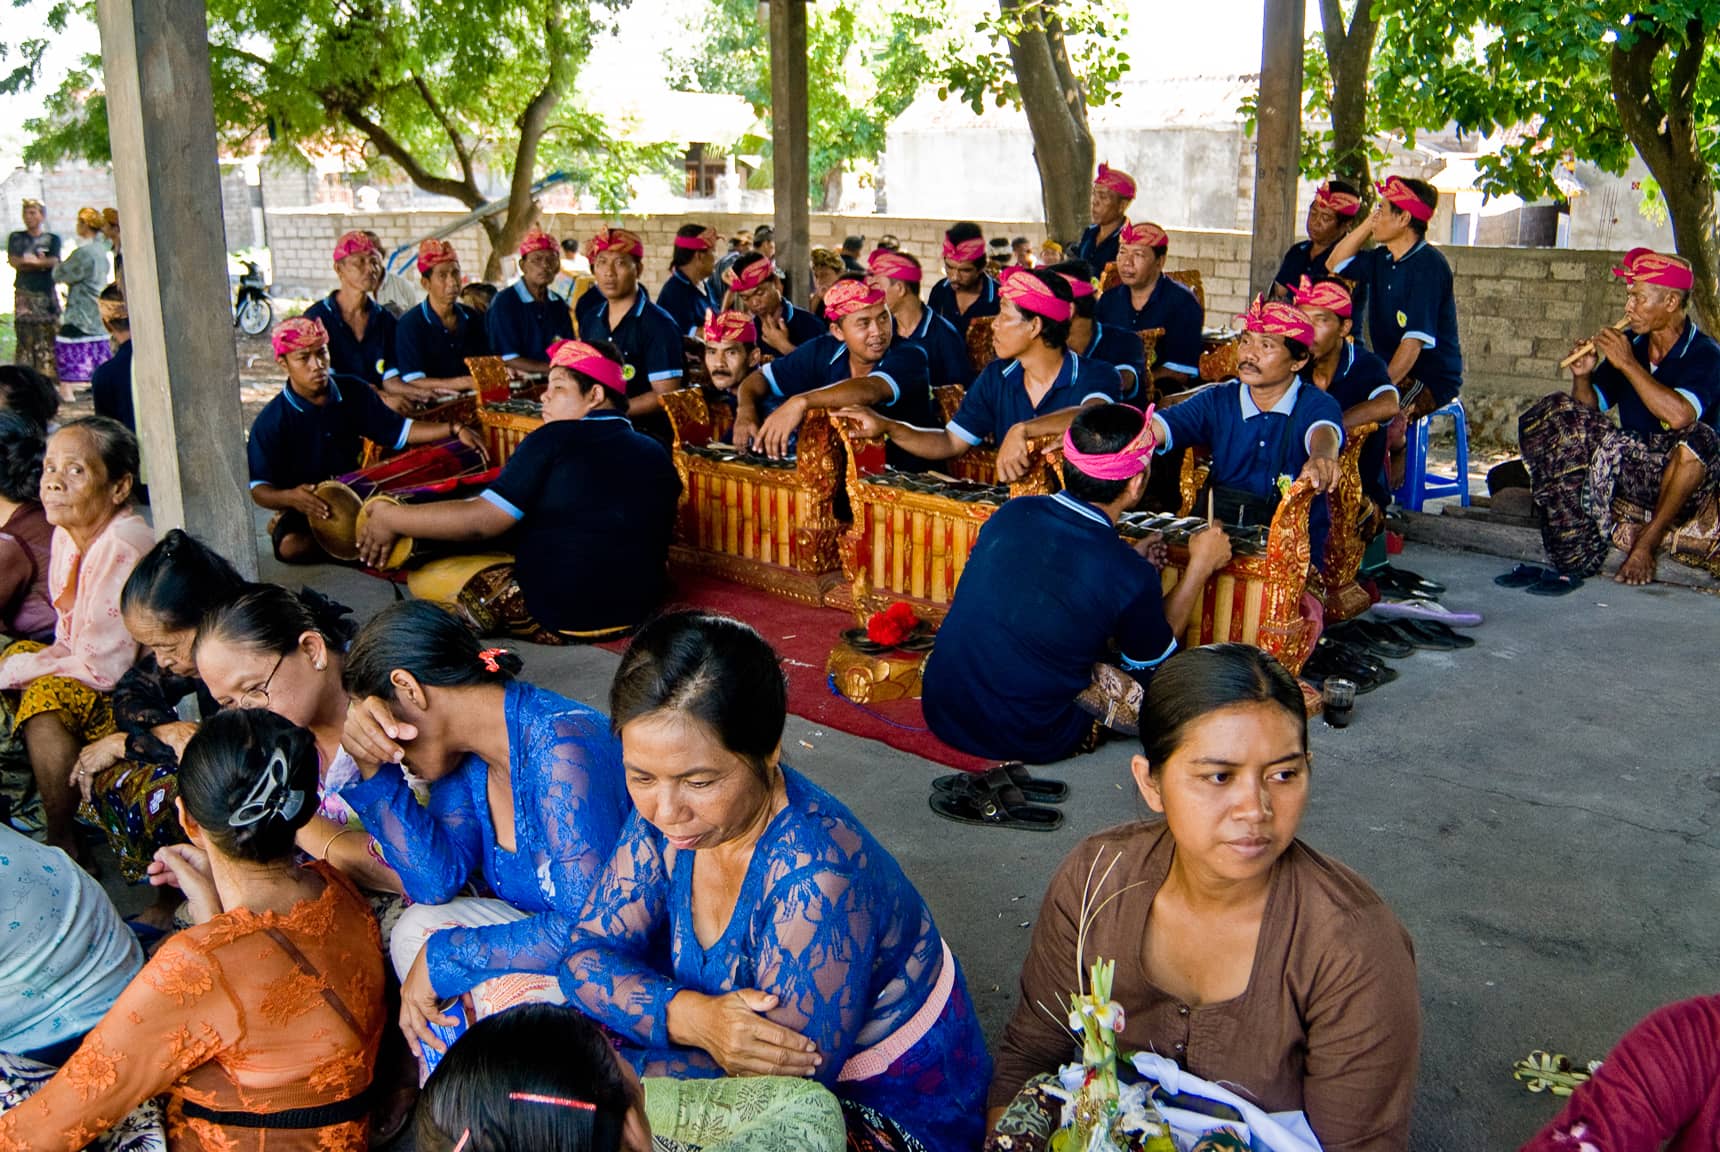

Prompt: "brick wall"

[265,206,1625,449]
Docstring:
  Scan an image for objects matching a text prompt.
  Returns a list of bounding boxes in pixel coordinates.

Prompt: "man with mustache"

[698,309,761,437]
[1271,180,1364,299]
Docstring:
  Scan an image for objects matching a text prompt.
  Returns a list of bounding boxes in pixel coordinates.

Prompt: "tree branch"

[412,74,477,191]
[1609,23,1673,173]
[336,103,483,207]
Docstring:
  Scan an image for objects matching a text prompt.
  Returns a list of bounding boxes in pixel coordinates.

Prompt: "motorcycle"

[233,260,273,336]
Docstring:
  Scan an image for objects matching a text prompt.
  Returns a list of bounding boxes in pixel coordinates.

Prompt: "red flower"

[866,602,919,647]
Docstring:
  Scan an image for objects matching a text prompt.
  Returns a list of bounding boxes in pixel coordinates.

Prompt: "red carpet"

[604,572,992,772]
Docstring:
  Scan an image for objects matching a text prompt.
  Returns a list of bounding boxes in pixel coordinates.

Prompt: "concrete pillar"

[95,0,256,575]
[769,0,810,305]
[1248,0,1305,300]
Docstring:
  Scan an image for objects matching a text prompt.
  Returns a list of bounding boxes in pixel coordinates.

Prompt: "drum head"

[310,482,364,561]
[356,494,413,570]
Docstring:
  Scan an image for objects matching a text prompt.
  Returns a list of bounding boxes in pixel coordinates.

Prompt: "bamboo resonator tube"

[1559,318,1630,370]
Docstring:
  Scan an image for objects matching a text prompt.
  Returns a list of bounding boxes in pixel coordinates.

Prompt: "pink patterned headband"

[999,266,1072,323]
[1062,404,1157,480]
[942,236,986,264]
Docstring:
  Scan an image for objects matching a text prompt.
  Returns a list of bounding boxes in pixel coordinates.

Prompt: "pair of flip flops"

[928,763,1065,831]
[1372,564,1447,600]
[1302,637,1399,693]
[1371,598,1483,627]
[1384,617,1475,650]
[1325,618,1415,659]
[1495,564,1585,597]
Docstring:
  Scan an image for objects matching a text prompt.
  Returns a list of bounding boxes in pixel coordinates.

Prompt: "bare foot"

[1616,547,1658,585]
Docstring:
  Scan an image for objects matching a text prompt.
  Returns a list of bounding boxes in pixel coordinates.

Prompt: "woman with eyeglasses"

[193,583,403,896]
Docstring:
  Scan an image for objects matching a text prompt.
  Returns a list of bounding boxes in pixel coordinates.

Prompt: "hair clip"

[451,1130,470,1152]
[229,746,307,828]
[478,648,509,674]
[508,1091,597,1112]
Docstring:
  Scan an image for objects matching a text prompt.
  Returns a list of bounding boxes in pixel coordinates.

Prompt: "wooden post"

[769,0,811,306]
[1249,0,1305,299]
[95,0,256,575]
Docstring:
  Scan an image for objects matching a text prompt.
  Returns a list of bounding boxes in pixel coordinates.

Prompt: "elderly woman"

[987,644,1421,1152]
[565,611,991,1152]
[0,416,152,863]
[50,207,112,399]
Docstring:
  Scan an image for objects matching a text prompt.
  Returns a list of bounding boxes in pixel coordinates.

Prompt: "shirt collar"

[1635,318,1699,364]
[281,376,343,413]
[1240,377,1302,419]
[513,279,534,303]
[1388,240,1428,266]
[1051,490,1113,528]
[913,307,933,339]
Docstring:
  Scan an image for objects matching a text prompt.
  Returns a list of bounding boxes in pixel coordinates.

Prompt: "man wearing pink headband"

[485,226,575,376]
[1271,178,1364,300]
[1328,173,1463,417]
[1150,296,1344,562]
[721,251,825,356]
[734,275,933,471]
[698,310,762,426]
[360,338,681,639]
[395,238,490,398]
[839,268,1121,482]
[922,402,1231,767]
[302,229,401,398]
[928,221,1000,337]
[1072,163,1137,271]
[657,223,718,335]
[248,315,481,564]
[1097,220,1204,387]
[1517,247,1720,588]
[868,248,972,388]
[1294,276,1400,513]
[1047,258,1148,402]
[577,224,685,443]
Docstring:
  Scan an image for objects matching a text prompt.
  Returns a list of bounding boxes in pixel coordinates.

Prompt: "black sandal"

[932,763,1068,805]
[1525,571,1585,597]
[927,772,1063,831]
[1494,563,1548,588]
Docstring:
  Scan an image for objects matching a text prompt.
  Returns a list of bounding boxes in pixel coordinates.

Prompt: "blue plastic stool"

[1394,399,1471,511]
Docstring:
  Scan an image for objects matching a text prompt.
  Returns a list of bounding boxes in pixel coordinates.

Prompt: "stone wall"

[265,206,1626,449]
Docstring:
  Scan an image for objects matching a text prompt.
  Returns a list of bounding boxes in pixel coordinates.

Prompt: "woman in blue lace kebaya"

[335,600,632,1063]
[563,611,991,1152]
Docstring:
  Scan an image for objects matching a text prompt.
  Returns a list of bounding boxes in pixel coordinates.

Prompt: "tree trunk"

[482,1,578,281]
[1002,0,1093,243]
[1611,18,1720,334]
[1318,0,1379,189]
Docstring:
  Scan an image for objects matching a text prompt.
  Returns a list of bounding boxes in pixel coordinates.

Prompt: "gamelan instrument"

[478,398,545,465]
[354,466,503,570]
[929,384,1063,493]
[1558,318,1630,370]
[309,440,493,563]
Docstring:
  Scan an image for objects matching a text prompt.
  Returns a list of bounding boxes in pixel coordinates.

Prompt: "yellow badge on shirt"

[1395,310,1408,327]
[623,364,637,381]
[375,358,386,375]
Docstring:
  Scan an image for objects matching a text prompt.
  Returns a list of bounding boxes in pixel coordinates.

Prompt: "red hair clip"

[478,648,508,673]
[508,1091,598,1112]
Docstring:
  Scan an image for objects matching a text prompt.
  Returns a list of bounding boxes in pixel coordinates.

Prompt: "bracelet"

[320,826,363,860]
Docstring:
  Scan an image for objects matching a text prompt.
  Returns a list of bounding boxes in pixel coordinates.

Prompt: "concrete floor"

[99,535,1719,1149]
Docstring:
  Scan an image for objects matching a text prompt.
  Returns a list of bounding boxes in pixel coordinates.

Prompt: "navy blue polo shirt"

[577,289,686,396]
[246,376,411,491]
[899,305,973,387]
[1273,240,1337,292]
[949,351,1120,447]
[656,268,714,335]
[1316,341,1397,509]
[923,492,1178,763]
[1095,277,1204,378]
[1071,222,1123,271]
[395,300,490,384]
[485,279,574,364]
[90,339,134,433]
[480,412,680,633]
[1079,321,1148,401]
[304,291,398,390]
[927,275,1000,336]
[763,333,934,471]
[763,300,828,350]
[1157,378,1343,559]
[1590,319,1720,435]
[1335,241,1463,405]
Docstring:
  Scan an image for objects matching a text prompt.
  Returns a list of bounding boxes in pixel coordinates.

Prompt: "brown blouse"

[990,821,1420,1151]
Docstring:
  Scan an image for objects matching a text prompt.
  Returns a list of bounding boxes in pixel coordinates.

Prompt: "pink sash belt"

[837,940,955,1082]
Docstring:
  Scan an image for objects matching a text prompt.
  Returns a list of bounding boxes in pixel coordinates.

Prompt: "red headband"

[1063,404,1157,480]
[333,230,379,264]
[999,267,1073,323]
[823,279,885,321]
[1290,275,1352,318]
[416,238,459,276]
[674,230,716,252]
[548,339,627,394]
[1056,272,1096,299]
[702,309,758,346]
[1612,247,1694,291]
[1118,221,1169,251]
[1094,163,1137,200]
[517,227,558,259]
[1239,296,1315,346]
[272,316,329,359]
[1376,176,1433,223]
[1313,182,1361,217]
[942,236,986,264]
[724,258,778,293]
[586,227,645,261]
[868,249,922,284]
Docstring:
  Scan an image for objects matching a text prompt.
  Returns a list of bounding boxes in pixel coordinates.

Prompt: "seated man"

[393,238,489,400]
[89,285,133,433]
[1070,163,1135,271]
[734,277,934,471]
[722,252,825,357]
[358,339,681,642]
[1326,175,1463,419]
[1270,180,1362,298]
[657,223,718,334]
[576,226,685,440]
[1519,247,1720,586]
[922,403,1232,765]
[366,229,424,316]
[249,317,483,564]
[699,309,762,432]
[1095,221,1204,388]
[1294,276,1399,513]
[868,248,972,387]
[302,230,401,402]
[1049,258,1147,401]
[837,268,1120,483]
[1148,298,1344,561]
[485,226,575,375]
[927,221,1001,336]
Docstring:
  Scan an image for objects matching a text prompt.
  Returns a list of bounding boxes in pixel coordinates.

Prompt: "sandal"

[932,763,1068,805]
[1378,564,1446,595]
[1525,571,1585,597]
[1327,619,1414,659]
[1372,598,1484,627]
[1381,619,1456,651]
[1401,618,1475,649]
[927,772,1063,831]
[1494,563,1548,588]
